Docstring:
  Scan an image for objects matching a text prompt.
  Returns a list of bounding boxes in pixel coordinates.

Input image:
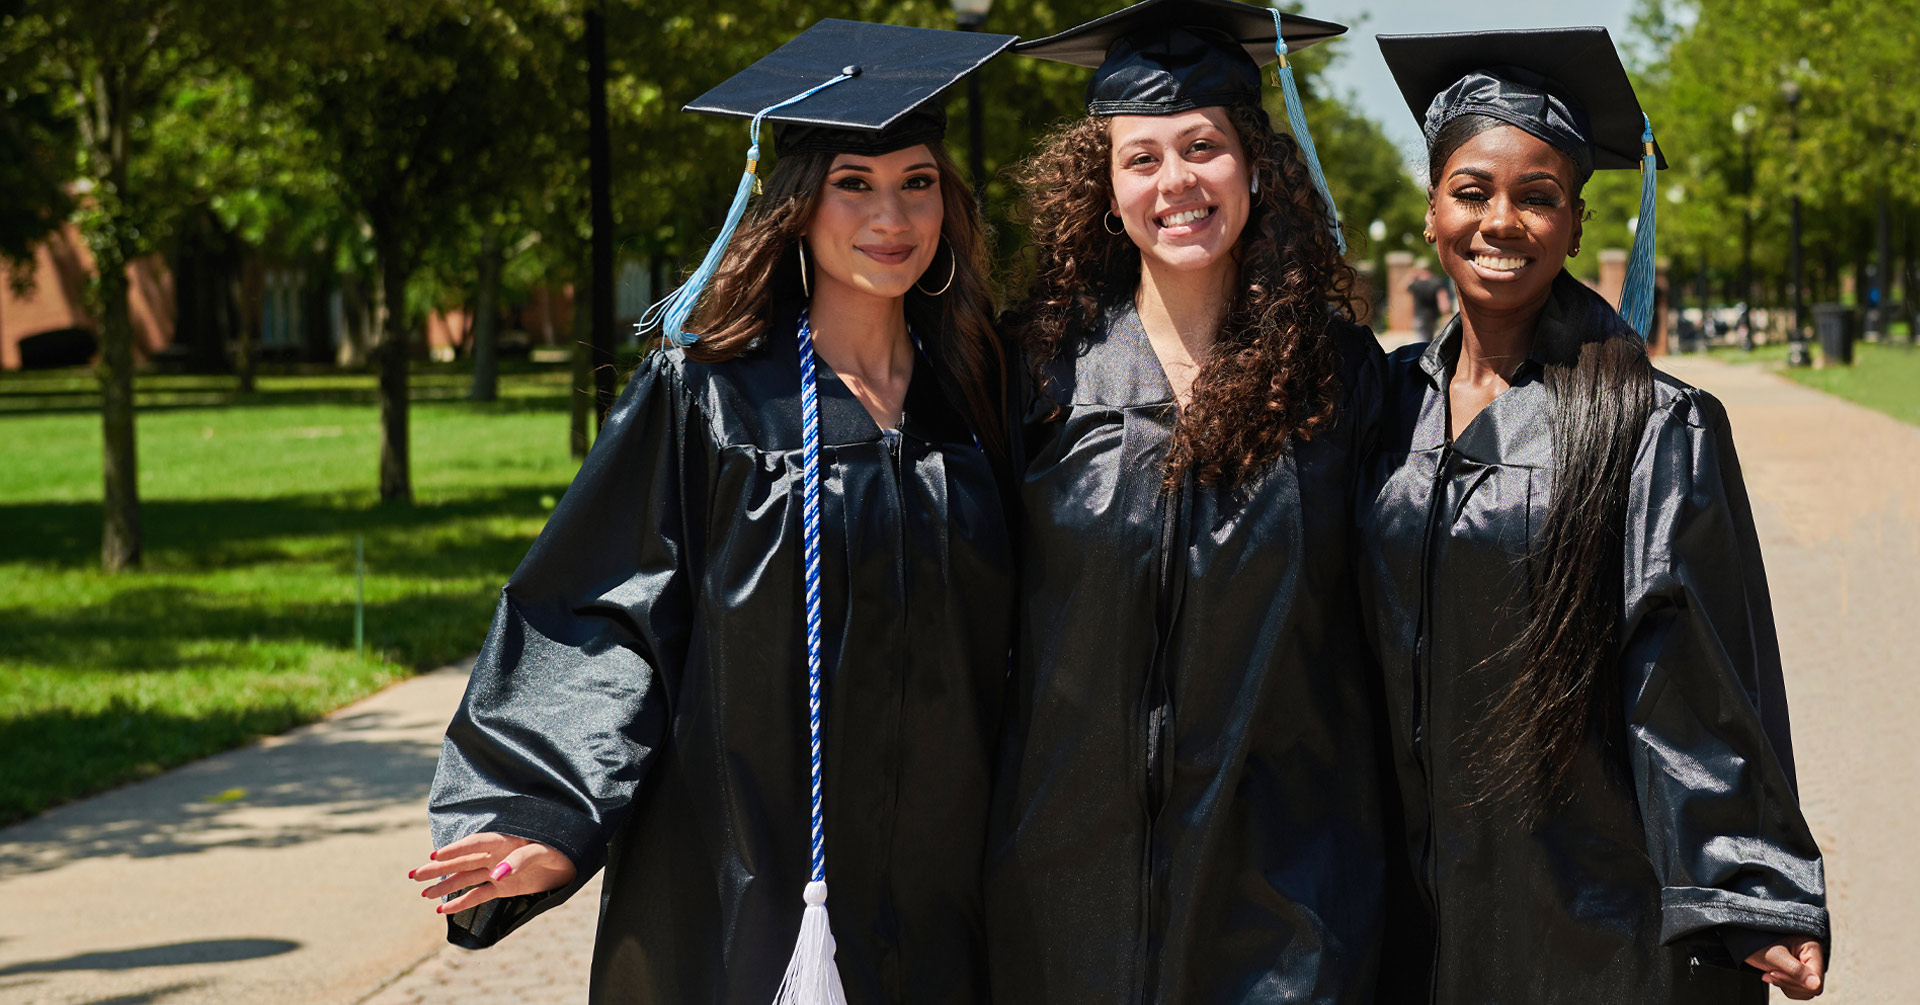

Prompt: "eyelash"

[831,175,936,192]
[1450,189,1563,209]
[1125,139,1219,168]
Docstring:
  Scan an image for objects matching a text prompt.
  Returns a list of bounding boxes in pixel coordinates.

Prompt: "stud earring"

[1422,227,1435,244]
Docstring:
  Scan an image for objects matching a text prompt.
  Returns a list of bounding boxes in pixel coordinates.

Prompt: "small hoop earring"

[1103,211,1125,236]
[797,241,811,299]
[1250,172,1260,195]
[1422,227,1435,244]
[916,239,956,296]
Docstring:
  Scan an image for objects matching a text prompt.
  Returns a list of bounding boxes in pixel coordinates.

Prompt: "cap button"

[842,65,861,77]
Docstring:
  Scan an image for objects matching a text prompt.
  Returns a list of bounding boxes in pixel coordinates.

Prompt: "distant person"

[1405,257,1453,338]
[1359,27,1830,1003]
[409,22,1019,1003]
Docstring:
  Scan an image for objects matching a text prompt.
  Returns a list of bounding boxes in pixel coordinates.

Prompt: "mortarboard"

[1015,0,1350,249]
[1379,28,1668,337]
[684,18,1017,158]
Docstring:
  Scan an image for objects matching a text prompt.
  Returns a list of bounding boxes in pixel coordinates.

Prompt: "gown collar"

[775,310,978,449]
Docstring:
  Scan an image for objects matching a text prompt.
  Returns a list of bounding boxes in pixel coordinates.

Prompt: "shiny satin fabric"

[986,301,1396,1004]
[427,315,1014,1005]
[1354,274,1828,1004]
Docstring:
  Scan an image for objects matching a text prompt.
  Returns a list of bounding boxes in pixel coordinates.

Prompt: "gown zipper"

[1414,442,1452,1004]
[1136,472,1184,1004]
[878,426,908,1000]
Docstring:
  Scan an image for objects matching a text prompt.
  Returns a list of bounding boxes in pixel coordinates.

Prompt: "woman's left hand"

[407,832,578,915]
[1746,937,1826,999]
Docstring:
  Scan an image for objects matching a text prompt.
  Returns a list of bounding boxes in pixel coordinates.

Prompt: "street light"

[1781,78,1810,367]
[1731,105,1756,350]
[1368,219,1388,325]
[951,0,995,201]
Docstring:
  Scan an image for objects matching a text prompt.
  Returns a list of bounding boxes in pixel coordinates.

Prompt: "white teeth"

[1159,207,1213,227]
[1475,253,1529,270]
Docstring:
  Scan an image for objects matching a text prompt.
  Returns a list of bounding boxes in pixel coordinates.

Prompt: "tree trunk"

[98,245,141,572]
[233,256,263,392]
[377,243,413,503]
[469,225,504,402]
[570,277,592,459]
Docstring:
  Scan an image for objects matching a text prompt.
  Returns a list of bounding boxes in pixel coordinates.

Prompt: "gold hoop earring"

[1422,227,1435,244]
[1103,211,1125,236]
[915,240,956,296]
[797,240,811,299]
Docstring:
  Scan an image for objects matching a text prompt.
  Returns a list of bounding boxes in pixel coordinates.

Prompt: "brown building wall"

[0,223,175,370]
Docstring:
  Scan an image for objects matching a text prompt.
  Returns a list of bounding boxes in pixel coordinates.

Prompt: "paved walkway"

[0,353,1910,1004]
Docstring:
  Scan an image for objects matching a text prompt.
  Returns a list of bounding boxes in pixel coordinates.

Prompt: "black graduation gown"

[427,319,1014,1005]
[1354,275,1829,1004]
[985,301,1394,1004]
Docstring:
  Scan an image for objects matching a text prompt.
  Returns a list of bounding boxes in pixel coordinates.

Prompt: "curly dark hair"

[1006,103,1360,490]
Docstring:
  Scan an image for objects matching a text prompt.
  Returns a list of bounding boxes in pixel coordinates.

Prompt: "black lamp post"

[1782,78,1811,367]
[952,0,995,203]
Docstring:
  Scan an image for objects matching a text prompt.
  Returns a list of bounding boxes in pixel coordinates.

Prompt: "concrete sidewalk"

[0,663,478,1004]
[1658,354,1920,1005]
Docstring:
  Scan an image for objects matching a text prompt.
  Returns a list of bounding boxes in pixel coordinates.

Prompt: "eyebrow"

[829,162,938,174]
[1447,166,1494,181]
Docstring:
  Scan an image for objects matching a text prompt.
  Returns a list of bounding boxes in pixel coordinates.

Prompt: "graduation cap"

[1016,0,1350,249]
[684,18,1017,158]
[1378,27,1668,337]
[642,19,1016,349]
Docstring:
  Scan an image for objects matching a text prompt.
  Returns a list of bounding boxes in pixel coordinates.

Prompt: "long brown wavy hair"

[685,141,1006,457]
[1429,115,1657,825]
[1005,103,1360,489]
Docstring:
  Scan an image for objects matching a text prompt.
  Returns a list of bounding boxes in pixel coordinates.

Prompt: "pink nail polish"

[489,861,513,882]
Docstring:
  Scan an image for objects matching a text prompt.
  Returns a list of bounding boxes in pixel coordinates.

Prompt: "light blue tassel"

[1270,8,1343,252]
[1618,115,1659,339]
[639,72,855,349]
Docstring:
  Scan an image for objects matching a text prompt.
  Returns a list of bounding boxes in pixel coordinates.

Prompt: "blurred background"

[0,0,1914,1002]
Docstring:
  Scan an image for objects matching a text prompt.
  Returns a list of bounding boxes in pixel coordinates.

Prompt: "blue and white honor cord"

[771,308,848,1005]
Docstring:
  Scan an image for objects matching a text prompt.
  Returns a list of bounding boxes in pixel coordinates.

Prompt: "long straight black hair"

[1429,114,1657,823]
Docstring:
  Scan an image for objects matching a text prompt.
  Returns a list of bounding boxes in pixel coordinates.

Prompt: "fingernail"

[490,861,513,882]
[421,889,432,898]
[428,850,439,861]
[407,869,417,879]
[435,904,448,914]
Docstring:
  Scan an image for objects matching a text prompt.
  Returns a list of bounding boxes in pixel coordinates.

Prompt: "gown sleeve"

[427,351,697,947]
[1616,386,1829,955]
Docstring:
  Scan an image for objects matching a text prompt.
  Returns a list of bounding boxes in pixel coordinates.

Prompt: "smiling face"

[803,144,945,303]
[1107,108,1252,282]
[1428,124,1584,317]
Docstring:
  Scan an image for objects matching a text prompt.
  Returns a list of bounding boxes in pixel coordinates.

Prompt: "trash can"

[1811,302,1855,366]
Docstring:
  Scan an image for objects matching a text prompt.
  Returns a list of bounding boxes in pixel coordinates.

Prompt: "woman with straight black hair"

[1357,28,1829,1004]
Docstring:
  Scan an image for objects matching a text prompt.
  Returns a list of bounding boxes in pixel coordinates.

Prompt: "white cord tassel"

[770,880,848,1005]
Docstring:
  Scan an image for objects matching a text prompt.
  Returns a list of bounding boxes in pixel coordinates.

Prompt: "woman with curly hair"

[411,23,1024,1004]
[982,2,1398,1002]
[1357,29,1827,1003]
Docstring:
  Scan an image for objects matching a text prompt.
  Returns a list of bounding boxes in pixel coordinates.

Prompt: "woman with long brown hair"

[407,22,1020,1005]
[1357,28,1828,1003]
[983,1,1398,1001]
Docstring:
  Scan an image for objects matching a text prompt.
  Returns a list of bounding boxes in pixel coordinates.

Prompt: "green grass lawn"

[1706,339,1920,428]
[0,362,600,824]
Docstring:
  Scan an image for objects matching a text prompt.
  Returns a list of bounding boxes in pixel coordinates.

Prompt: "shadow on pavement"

[0,702,446,879]
[0,939,299,975]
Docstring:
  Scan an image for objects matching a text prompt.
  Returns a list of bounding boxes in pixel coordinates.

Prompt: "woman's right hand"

[1747,937,1826,999]
[408,832,577,914]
